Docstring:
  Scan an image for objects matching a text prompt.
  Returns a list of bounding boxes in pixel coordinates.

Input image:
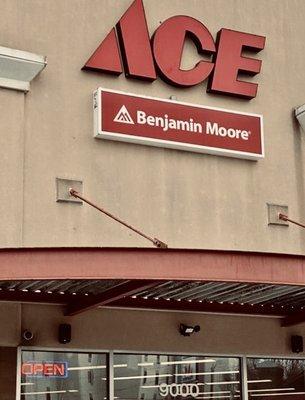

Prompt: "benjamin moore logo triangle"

[113,105,135,124]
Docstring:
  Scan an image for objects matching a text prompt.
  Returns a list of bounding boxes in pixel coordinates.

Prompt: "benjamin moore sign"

[94,88,264,160]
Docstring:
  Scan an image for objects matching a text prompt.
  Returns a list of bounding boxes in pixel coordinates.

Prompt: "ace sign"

[83,0,266,99]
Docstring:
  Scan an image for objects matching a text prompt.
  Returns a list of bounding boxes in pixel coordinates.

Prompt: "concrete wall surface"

[0,0,305,253]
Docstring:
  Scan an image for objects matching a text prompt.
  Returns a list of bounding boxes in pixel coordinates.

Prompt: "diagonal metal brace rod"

[69,188,168,249]
[279,213,305,229]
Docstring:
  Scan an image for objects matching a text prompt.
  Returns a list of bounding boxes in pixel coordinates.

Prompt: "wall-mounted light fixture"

[295,105,305,130]
[179,324,201,337]
[0,46,46,92]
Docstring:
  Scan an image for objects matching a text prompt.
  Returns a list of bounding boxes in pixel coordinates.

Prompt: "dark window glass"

[20,351,108,400]
[247,358,305,400]
[113,354,241,400]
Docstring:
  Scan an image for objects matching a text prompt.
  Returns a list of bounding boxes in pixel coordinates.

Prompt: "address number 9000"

[159,383,200,398]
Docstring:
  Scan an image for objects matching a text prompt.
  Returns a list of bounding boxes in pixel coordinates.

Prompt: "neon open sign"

[21,362,68,378]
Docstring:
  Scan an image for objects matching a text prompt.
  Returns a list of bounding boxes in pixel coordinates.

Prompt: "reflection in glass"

[114,354,241,400]
[21,351,108,400]
[247,358,305,399]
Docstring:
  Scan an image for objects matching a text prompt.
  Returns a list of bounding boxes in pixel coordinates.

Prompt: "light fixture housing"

[295,104,305,130]
[179,323,201,337]
[0,46,46,92]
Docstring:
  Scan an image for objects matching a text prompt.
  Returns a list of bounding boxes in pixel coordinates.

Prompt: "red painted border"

[1,248,305,285]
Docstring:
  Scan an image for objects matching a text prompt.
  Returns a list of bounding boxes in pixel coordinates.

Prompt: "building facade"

[1,0,305,399]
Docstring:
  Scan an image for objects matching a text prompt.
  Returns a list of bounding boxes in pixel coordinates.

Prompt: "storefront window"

[20,351,108,399]
[19,351,305,399]
[247,358,305,399]
[113,354,241,400]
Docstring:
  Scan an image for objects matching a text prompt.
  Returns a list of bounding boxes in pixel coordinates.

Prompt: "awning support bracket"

[279,213,305,229]
[69,188,168,249]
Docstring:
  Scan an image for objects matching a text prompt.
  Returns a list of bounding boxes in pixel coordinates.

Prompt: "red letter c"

[152,16,216,87]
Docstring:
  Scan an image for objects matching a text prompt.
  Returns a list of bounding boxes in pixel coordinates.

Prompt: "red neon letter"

[152,16,216,87]
[33,363,44,376]
[21,363,33,375]
[208,28,265,99]
[54,363,65,376]
[44,363,54,376]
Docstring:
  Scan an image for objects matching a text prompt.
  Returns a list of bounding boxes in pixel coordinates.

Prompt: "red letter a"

[83,0,156,81]
[82,28,122,75]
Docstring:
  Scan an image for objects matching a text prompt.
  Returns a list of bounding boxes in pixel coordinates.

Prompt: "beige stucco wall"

[6,301,305,357]
[0,0,305,254]
[11,303,305,357]
[0,89,25,247]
